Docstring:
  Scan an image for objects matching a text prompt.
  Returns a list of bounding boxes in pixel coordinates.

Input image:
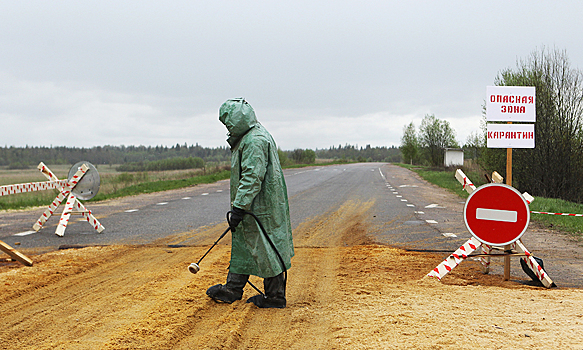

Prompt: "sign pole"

[505,122,513,280]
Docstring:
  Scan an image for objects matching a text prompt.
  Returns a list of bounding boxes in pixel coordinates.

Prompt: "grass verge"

[395,163,488,199]
[395,163,583,238]
[89,170,231,202]
[0,170,231,210]
[529,198,583,239]
[0,161,335,211]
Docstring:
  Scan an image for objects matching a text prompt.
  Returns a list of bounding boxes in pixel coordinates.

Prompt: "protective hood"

[219,98,258,148]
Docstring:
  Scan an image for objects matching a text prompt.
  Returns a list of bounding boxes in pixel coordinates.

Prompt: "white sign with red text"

[486,86,536,122]
[487,123,535,148]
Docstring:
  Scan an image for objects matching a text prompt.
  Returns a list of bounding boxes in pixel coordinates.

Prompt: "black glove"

[229,207,245,232]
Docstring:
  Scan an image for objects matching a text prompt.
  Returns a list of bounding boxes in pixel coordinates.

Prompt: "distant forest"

[315,144,401,163]
[0,144,401,169]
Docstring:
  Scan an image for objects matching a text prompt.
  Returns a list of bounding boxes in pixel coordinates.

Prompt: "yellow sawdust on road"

[1,200,582,349]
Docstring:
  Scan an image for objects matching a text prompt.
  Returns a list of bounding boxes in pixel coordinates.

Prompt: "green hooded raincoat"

[219,98,294,278]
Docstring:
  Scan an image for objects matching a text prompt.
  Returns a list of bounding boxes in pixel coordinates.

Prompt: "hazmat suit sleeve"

[233,135,269,211]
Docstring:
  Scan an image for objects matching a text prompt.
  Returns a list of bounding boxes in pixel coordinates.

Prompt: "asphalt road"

[1,163,452,250]
[2,162,582,287]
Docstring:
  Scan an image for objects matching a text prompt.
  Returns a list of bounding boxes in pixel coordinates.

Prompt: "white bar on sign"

[476,208,517,223]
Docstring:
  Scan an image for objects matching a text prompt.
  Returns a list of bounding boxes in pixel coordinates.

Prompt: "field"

[0,164,229,210]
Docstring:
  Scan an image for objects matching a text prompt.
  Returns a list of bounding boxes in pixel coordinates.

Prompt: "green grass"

[395,163,488,199]
[1,160,343,211]
[529,197,583,237]
[395,163,583,238]
[0,169,231,210]
[89,170,231,201]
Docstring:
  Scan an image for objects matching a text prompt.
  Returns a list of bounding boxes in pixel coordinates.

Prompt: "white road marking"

[182,197,191,200]
[415,211,425,214]
[407,204,415,207]
[14,231,35,236]
[442,232,458,238]
[201,193,209,196]
[125,209,139,213]
[476,208,518,223]
[157,202,168,205]
[399,185,418,188]
[396,195,402,198]
[216,190,223,192]
[425,204,444,209]
[401,199,408,202]
[426,220,438,224]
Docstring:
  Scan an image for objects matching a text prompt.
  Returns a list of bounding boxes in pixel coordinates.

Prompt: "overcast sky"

[1,1,582,150]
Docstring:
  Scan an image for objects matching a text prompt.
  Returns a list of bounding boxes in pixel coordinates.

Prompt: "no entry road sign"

[464,183,530,246]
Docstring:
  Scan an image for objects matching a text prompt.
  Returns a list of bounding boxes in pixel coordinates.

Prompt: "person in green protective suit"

[206,98,294,308]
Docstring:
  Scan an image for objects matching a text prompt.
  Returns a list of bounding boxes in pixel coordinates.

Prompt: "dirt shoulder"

[1,234,582,349]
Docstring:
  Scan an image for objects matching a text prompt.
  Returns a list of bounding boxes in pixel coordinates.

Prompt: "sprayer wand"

[188,210,288,297]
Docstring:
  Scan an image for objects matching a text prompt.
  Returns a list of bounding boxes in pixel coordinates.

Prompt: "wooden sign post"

[486,86,536,280]
[1,162,104,265]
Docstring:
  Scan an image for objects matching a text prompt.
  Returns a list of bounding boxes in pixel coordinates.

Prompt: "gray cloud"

[1,1,582,149]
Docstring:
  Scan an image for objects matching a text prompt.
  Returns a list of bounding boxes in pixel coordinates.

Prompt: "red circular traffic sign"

[464,183,530,246]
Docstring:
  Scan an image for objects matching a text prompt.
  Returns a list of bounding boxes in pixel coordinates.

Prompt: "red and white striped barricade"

[427,170,554,288]
[33,162,104,236]
[0,162,104,237]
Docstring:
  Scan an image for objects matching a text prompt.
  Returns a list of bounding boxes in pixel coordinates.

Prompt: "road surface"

[1,163,582,287]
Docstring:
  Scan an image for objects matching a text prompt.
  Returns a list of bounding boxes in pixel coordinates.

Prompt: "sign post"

[486,86,536,280]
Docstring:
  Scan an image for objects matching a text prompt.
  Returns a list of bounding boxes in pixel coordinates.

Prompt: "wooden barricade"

[427,170,554,288]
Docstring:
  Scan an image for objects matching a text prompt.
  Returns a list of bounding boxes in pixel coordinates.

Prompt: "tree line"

[401,47,583,204]
[0,143,402,170]
[315,144,401,163]
[116,157,206,172]
[0,144,231,169]
[480,47,583,203]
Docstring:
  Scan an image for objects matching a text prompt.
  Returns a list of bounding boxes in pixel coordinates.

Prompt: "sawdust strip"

[1,198,583,349]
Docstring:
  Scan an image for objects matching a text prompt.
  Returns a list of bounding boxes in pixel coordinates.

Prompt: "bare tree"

[490,47,583,202]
